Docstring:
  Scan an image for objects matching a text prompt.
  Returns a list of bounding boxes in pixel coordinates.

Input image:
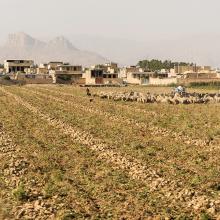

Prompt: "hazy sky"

[0,0,219,42]
[0,0,220,66]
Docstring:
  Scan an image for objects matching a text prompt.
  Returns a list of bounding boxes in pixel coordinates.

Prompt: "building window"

[91,70,103,78]
[91,70,96,78]
[98,70,103,77]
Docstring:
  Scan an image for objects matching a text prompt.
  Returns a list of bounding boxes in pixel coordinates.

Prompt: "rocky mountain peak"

[48,36,78,50]
[5,32,45,48]
[0,32,107,66]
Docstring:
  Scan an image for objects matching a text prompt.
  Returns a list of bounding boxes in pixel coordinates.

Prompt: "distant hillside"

[0,32,108,66]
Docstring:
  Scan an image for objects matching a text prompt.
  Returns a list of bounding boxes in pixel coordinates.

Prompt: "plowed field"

[0,85,220,219]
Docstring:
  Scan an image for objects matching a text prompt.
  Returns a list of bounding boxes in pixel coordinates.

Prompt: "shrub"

[17,80,26,86]
[189,81,220,88]
[167,83,178,87]
[200,212,212,220]
[57,75,72,81]
[12,183,28,201]
[43,181,58,198]
[2,75,11,81]
[62,212,77,220]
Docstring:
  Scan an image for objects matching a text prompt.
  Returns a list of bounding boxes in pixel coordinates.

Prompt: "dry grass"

[0,84,220,219]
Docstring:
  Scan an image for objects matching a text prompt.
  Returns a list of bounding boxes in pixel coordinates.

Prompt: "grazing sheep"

[93,91,220,105]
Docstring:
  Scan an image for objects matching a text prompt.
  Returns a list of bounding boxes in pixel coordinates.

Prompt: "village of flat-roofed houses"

[1,59,220,86]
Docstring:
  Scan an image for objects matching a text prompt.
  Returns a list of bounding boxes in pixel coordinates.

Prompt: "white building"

[83,68,122,85]
[126,72,155,85]
[4,59,34,73]
[50,64,83,84]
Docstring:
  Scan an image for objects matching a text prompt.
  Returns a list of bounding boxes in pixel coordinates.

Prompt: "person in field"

[86,88,91,96]
[86,88,93,102]
[174,86,186,95]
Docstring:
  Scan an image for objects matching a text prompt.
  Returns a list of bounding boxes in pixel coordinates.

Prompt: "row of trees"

[138,59,195,72]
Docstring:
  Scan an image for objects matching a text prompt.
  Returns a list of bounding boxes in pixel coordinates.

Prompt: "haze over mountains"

[0,32,108,66]
[0,32,220,68]
[70,34,220,68]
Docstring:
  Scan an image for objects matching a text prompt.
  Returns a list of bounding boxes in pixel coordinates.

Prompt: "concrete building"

[37,64,49,74]
[50,64,83,84]
[197,66,212,72]
[83,68,122,85]
[168,68,176,78]
[155,72,169,78]
[14,73,53,84]
[47,61,63,71]
[174,64,212,74]
[126,71,155,85]
[4,59,34,73]
[105,62,119,73]
[149,77,177,85]
[174,65,196,74]
[182,72,218,79]
[0,65,4,74]
[91,62,119,74]
[84,68,104,84]
[56,64,82,72]
[119,66,146,79]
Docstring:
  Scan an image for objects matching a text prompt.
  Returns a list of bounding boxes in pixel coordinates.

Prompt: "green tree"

[138,59,193,71]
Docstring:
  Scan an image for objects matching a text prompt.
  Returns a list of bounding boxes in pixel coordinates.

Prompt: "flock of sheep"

[93,91,220,104]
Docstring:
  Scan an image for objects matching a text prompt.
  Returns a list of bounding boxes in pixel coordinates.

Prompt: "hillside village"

[0,59,220,86]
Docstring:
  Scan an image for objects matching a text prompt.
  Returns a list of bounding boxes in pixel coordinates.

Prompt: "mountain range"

[0,32,108,66]
[1,32,219,68]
